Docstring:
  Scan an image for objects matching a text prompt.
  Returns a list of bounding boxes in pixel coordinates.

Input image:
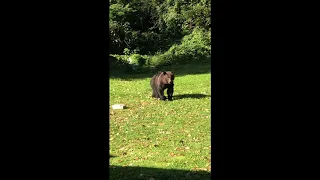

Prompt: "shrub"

[149,54,172,67]
[129,54,146,66]
[152,28,211,65]
[123,48,131,55]
[110,28,210,71]
[110,54,130,65]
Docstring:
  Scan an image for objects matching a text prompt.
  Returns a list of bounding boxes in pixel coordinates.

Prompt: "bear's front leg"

[158,87,166,101]
[167,85,174,101]
[152,88,157,98]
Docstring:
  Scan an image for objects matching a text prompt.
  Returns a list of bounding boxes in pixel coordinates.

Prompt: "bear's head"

[162,71,174,84]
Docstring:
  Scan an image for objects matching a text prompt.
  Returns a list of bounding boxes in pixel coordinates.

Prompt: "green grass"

[110,63,211,179]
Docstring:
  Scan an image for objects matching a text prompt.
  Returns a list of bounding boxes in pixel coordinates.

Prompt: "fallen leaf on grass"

[140,101,149,106]
[119,146,127,151]
[175,147,184,151]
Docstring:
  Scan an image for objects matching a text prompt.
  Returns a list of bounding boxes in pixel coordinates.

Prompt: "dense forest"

[109,0,211,71]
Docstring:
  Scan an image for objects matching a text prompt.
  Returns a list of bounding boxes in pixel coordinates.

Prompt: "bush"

[110,28,210,71]
[141,55,152,66]
[149,28,211,66]
[109,54,132,72]
[149,54,172,67]
[110,54,130,65]
[123,48,131,55]
[129,54,146,66]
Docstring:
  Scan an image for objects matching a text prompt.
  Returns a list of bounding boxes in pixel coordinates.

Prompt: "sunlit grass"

[109,65,211,178]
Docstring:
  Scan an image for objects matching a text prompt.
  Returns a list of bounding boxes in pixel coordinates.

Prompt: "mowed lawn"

[109,70,211,178]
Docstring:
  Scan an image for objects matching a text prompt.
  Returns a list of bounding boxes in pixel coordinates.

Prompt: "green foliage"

[181,1,211,34]
[111,53,154,73]
[123,48,131,55]
[109,3,137,54]
[149,54,171,67]
[109,3,136,22]
[110,54,130,65]
[109,0,211,55]
[110,28,210,73]
[129,54,146,66]
[150,28,211,66]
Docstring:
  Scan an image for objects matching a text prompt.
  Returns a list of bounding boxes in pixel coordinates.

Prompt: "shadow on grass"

[109,165,211,180]
[110,62,211,81]
[173,94,210,100]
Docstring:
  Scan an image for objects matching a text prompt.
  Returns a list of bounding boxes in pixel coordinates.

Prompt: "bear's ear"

[162,71,166,75]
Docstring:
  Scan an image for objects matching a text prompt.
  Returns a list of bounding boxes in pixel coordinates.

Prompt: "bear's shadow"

[173,94,210,100]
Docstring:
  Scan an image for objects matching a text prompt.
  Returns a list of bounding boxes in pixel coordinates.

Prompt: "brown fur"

[150,71,175,101]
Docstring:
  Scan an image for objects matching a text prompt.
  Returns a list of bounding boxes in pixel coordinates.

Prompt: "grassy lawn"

[109,63,211,179]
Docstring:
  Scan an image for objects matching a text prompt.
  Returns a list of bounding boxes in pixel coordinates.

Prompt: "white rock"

[112,104,126,109]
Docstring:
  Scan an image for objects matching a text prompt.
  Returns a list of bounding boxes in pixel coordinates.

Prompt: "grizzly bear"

[150,71,175,101]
